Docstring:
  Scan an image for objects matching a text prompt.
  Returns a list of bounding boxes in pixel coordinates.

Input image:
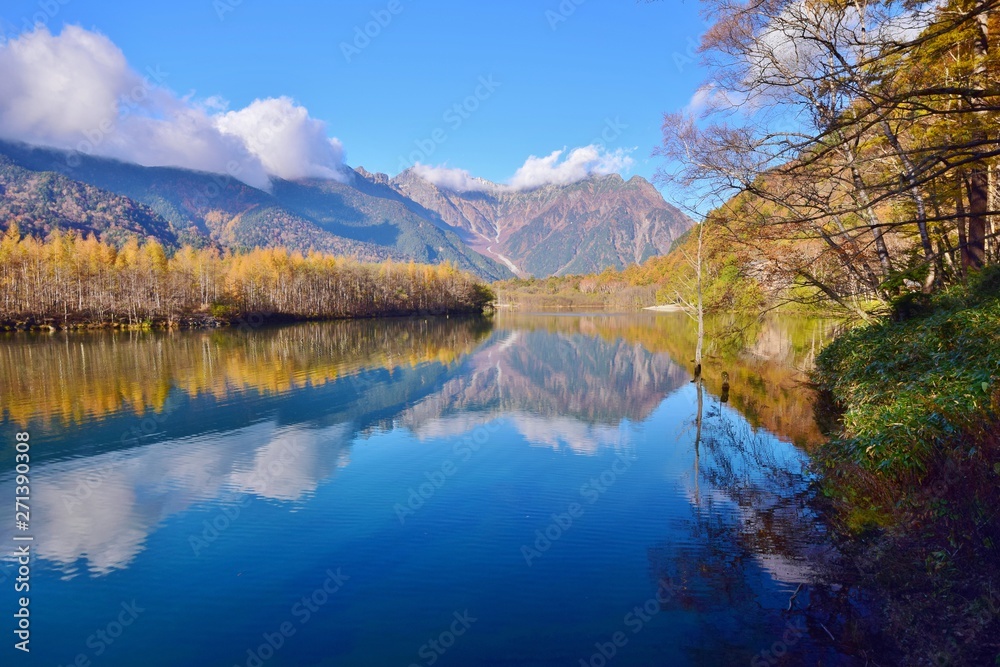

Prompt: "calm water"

[0,312,859,666]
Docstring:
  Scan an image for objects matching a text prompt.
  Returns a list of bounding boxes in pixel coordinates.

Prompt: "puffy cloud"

[411,163,490,192]
[0,25,346,190]
[0,25,134,143]
[411,144,636,194]
[507,144,635,191]
[509,413,627,455]
[215,97,347,182]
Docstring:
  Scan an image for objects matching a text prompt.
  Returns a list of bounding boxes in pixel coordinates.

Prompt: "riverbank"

[813,268,1000,665]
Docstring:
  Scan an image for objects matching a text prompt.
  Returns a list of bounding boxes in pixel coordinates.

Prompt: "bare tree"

[657,0,1000,311]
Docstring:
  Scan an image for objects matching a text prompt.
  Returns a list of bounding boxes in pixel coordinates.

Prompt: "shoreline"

[812,269,1000,665]
[0,308,495,332]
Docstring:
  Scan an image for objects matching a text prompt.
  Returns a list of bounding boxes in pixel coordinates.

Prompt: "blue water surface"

[0,313,855,666]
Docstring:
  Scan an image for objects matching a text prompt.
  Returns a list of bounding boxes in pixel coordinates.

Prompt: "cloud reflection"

[1,421,350,575]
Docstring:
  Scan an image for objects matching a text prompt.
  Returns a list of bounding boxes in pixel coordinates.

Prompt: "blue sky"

[0,0,708,187]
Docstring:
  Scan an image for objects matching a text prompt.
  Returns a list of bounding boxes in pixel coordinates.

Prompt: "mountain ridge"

[0,140,691,279]
[389,168,692,276]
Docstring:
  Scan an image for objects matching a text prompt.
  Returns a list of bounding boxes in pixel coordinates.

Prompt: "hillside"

[0,140,690,281]
[391,168,692,276]
[0,154,179,248]
[0,141,509,279]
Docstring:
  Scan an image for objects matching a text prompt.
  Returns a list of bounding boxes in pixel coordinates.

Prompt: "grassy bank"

[814,268,1000,666]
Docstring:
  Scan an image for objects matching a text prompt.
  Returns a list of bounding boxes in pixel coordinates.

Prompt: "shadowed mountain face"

[390,167,693,276]
[0,154,180,247]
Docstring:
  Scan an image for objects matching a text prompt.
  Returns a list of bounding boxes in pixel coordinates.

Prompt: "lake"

[0,311,862,666]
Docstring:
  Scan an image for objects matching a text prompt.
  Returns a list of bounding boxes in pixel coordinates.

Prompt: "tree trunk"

[967,169,988,269]
[965,2,990,270]
[695,221,704,374]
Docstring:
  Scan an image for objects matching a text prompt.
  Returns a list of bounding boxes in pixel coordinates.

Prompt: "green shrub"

[816,276,1000,478]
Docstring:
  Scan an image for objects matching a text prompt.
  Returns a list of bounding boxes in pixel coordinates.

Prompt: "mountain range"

[390,168,691,276]
[0,139,691,280]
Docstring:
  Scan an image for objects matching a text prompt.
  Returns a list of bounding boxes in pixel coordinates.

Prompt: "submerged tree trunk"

[693,375,703,504]
[695,221,704,379]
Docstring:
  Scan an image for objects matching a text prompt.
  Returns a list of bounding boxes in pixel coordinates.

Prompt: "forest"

[0,224,494,328]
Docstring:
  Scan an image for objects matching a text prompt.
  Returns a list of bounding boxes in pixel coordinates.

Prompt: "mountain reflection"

[0,312,833,578]
[396,325,690,453]
[498,311,837,447]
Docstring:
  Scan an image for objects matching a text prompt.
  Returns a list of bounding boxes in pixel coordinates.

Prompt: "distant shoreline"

[0,309,493,333]
[642,304,685,312]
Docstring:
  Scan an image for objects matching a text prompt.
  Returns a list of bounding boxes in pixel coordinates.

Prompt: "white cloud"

[408,144,637,194]
[215,97,347,182]
[0,25,133,142]
[685,83,747,114]
[411,163,490,192]
[507,144,635,191]
[0,26,347,190]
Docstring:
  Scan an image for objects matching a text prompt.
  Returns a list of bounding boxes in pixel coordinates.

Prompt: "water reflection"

[0,311,851,666]
[19,421,352,575]
[498,312,836,447]
[1,314,835,575]
[0,317,492,426]
[396,325,690,453]
[653,374,861,664]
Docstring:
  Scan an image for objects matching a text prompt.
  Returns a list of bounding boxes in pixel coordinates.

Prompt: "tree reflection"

[0,317,492,426]
[649,366,867,665]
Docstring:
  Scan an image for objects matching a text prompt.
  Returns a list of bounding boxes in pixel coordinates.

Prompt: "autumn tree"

[658,0,1000,312]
